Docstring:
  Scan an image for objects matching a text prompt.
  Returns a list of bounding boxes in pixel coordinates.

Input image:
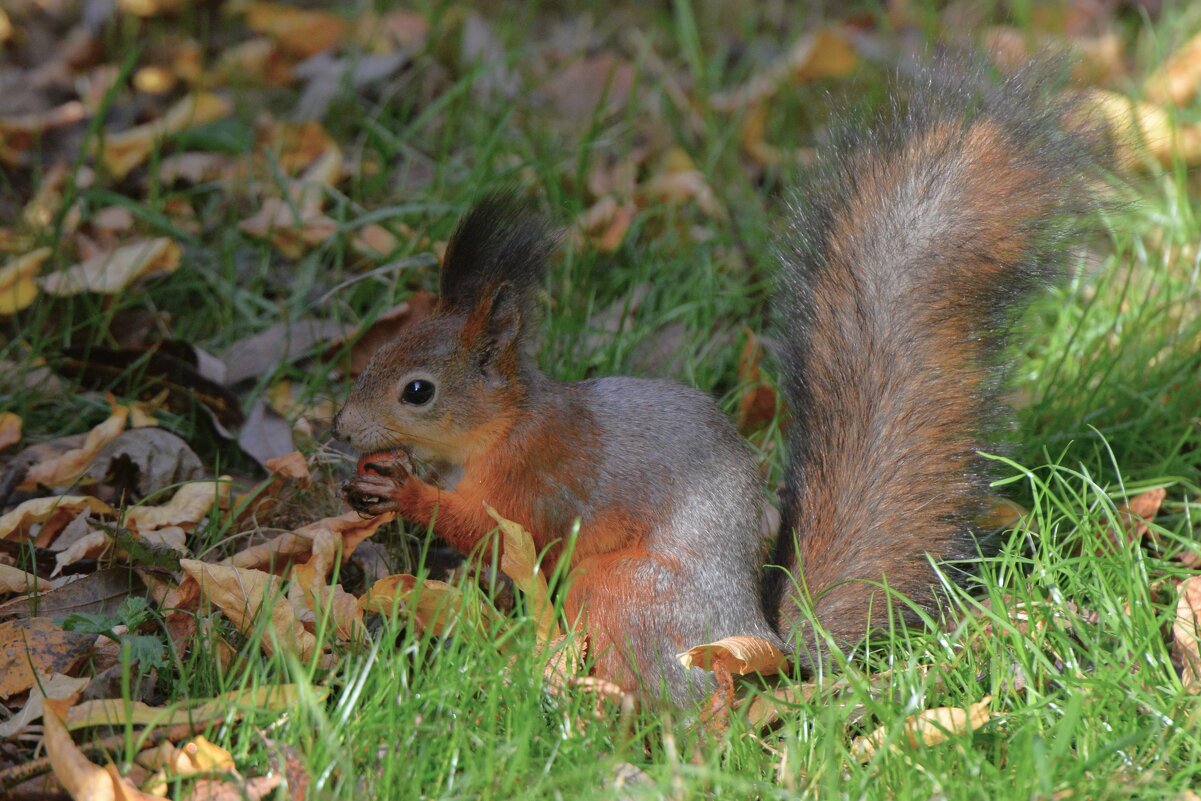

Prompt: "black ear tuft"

[439,191,557,313]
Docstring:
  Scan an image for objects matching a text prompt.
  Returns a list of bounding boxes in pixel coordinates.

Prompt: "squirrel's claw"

[342,473,403,516]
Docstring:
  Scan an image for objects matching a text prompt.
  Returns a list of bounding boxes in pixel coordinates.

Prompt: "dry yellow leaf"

[851,697,993,761]
[0,411,21,450]
[0,672,90,739]
[0,563,39,594]
[52,529,110,577]
[44,697,162,801]
[264,450,311,482]
[289,526,363,642]
[711,28,857,111]
[239,198,338,259]
[1145,31,1201,106]
[143,736,236,796]
[118,0,188,17]
[677,635,790,676]
[21,402,129,489]
[358,574,489,636]
[40,238,181,297]
[68,684,325,730]
[0,247,51,315]
[181,559,316,659]
[0,618,94,700]
[1082,89,1201,167]
[126,478,232,532]
[0,496,114,540]
[1173,575,1201,690]
[100,92,232,179]
[245,2,347,57]
[484,503,559,642]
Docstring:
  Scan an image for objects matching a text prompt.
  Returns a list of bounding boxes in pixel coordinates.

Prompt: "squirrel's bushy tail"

[768,61,1102,665]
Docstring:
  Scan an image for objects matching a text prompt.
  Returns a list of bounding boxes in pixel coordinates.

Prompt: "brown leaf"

[67,684,325,730]
[677,635,790,676]
[100,92,233,179]
[181,559,316,660]
[125,478,232,533]
[358,574,489,636]
[0,618,94,699]
[322,292,439,378]
[574,196,636,254]
[0,495,114,541]
[1081,88,1201,167]
[20,400,129,489]
[1145,31,1201,105]
[0,410,21,450]
[44,696,163,801]
[1173,575,1201,690]
[238,197,338,259]
[143,736,236,796]
[979,496,1029,532]
[52,529,110,577]
[245,3,346,58]
[0,672,90,738]
[39,238,182,297]
[851,697,993,761]
[710,28,857,111]
[0,247,51,315]
[0,563,39,594]
[184,776,282,801]
[264,451,312,484]
[543,52,634,123]
[289,526,364,642]
[484,503,559,643]
[1115,488,1166,545]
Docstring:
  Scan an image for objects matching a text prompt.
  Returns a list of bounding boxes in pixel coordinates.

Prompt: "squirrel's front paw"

[342,473,406,517]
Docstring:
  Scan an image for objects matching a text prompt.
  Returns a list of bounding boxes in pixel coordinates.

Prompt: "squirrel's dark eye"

[401,379,435,406]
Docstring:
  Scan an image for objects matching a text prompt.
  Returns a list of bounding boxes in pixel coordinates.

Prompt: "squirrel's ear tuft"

[439,191,557,314]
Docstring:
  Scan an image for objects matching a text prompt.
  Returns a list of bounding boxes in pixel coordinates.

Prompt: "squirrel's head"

[334,193,556,465]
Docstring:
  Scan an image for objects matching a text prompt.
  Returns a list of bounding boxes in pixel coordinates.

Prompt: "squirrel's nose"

[331,407,347,441]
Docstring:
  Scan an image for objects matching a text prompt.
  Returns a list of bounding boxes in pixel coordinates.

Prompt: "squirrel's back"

[767,61,1101,665]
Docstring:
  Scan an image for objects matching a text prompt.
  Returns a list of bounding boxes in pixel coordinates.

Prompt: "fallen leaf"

[67,683,326,729]
[0,563,39,594]
[677,635,790,676]
[1173,575,1201,690]
[222,318,354,385]
[0,102,88,162]
[52,529,110,576]
[184,775,282,801]
[1082,88,1201,167]
[39,238,182,297]
[1145,30,1201,105]
[264,451,311,483]
[143,736,236,796]
[100,92,233,179]
[0,247,52,315]
[44,696,162,801]
[851,697,994,761]
[358,574,491,636]
[245,3,346,58]
[0,618,95,699]
[711,28,857,111]
[1115,488,1166,545]
[84,427,206,498]
[126,478,232,532]
[181,560,316,659]
[0,495,114,540]
[289,526,364,641]
[484,504,559,642]
[979,496,1029,531]
[0,410,21,450]
[322,292,439,378]
[21,400,129,489]
[543,52,634,123]
[0,567,143,623]
[574,196,636,254]
[0,672,90,738]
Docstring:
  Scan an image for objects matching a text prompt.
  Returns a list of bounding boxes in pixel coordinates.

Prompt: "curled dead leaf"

[100,92,233,179]
[1173,575,1201,690]
[20,400,129,490]
[358,573,492,636]
[0,247,52,315]
[126,478,232,532]
[677,635,790,676]
[181,559,316,660]
[484,503,559,643]
[1145,31,1201,106]
[0,495,114,540]
[39,238,182,297]
[851,697,993,761]
[0,410,21,450]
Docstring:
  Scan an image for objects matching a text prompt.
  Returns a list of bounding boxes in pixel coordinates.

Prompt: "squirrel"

[334,62,1099,707]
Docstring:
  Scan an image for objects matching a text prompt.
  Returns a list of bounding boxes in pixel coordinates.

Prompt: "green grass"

[4,0,1201,798]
